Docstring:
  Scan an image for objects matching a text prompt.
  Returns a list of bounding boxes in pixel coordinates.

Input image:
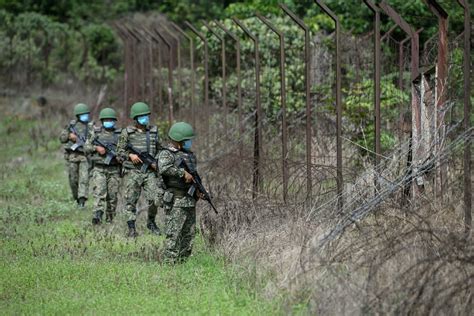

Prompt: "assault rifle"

[126,143,156,172]
[178,159,218,215]
[92,138,118,165]
[69,125,86,151]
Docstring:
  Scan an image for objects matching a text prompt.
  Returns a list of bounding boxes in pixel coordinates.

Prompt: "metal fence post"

[153,26,174,125]
[364,0,381,192]
[314,0,343,211]
[256,13,289,203]
[185,22,210,147]
[163,25,182,113]
[214,20,243,159]
[232,17,262,198]
[280,4,313,204]
[172,22,196,127]
[457,0,472,237]
[379,1,421,200]
[203,21,228,138]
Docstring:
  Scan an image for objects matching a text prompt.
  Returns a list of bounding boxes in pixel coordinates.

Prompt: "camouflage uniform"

[59,120,93,203]
[116,125,164,232]
[85,125,122,223]
[158,145,198,261]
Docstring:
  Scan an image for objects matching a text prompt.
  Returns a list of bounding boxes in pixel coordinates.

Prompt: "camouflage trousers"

[122,168,162,222]
[91,164,121,221]
[164,194,196,261]
[67,158,89,201]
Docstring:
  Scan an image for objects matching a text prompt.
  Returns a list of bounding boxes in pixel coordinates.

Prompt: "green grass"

[0,115,281,315]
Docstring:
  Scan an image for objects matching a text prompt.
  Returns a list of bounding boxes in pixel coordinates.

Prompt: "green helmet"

[130,102,150,119]
[168,122,195,142]
[99,107,117,120]
[74,103,90,116]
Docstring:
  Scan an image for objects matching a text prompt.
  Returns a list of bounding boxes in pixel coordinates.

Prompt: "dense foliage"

[0,0,468,154]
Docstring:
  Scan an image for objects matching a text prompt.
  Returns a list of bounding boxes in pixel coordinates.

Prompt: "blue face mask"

[103,120,116,129]
[137,115,149,126]
[182,139,192,151]
[79,113,89,123]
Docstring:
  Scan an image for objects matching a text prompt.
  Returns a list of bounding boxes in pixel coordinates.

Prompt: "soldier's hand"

[96,146,106,155]
[151,163,157,170]
[184,170,194,183]
[69,133,77,142]
[197,191,205,200]
[129,153,143,164]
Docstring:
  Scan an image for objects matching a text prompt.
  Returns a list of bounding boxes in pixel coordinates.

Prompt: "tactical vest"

[65,120,89,154]
[123,125,160,170]
[90,126,122,165]
[162,148,197,191]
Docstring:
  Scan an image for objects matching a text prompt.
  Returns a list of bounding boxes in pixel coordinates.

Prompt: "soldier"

[116,102,163,237]
[85,107,122,224]
[59,103,93,208]
[158,122,202,263]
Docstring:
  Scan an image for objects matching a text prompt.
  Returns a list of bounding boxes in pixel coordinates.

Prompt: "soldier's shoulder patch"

[114,127,123,134]
[94,125,102,132]
[149,125,158,133]
[69,119,77,126]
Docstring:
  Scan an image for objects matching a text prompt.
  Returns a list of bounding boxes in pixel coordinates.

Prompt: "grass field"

[0,113,283,315]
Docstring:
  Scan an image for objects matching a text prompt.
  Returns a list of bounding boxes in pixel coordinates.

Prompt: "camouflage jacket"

[116,125,161,171]
[85,125,122,166]
[59,119,94,161]
[157,145,197,208]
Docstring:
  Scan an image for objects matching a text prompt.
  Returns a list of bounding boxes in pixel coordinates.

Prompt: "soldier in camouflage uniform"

[59,103,93,208]
[85,107,122,224]
[158,122,202,262]
[116,102,164,237]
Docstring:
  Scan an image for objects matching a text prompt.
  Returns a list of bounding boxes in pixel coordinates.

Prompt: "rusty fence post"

[203,21,228,139]
[131,24,155,107]
[256,13,289,203]
[120,25,142,117]
[139,26,165,117]
[399,36,410,92]
[314,0,343,211]
[424,0,449,201]
[232,17,262,198]
[457,0,472,237]
[172,22,196,127]
[125,24,147,102]
[379,1,421,200]
[214,20,243,159]
[185,22,210,147]
[280,4,313,204]
[153,26,174,125]
[364,0,381,192]
[121,25,137,106]
[163,25,182,113]
[113,24,131,118]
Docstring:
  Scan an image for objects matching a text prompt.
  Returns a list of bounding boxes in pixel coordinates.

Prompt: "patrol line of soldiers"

[60,101,201,262]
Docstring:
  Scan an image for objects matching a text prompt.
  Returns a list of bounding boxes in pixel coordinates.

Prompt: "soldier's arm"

[59,125,70,143]
[158,151,185,178]
[116,129,130,161]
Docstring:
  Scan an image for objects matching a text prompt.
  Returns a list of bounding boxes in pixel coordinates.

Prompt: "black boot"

[146,219,161,236]
[92,211,103,225]
[77,197,86,208]
[127,220,138,238]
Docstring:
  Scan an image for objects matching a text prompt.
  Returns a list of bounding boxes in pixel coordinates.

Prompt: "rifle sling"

[146,129,150,154]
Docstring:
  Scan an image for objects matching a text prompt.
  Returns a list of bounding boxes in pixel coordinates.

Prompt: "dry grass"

[197,117,473,315]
